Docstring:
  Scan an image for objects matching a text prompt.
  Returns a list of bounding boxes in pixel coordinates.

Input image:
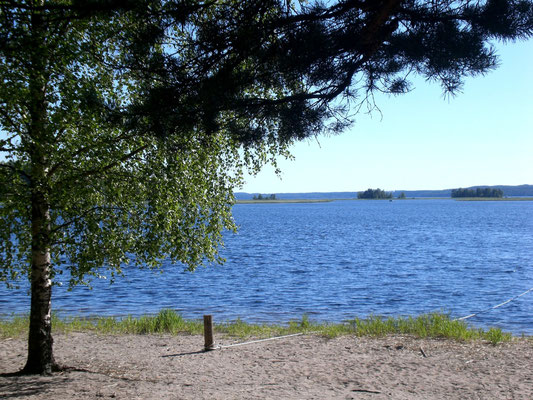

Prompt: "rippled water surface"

[2,199,533,334]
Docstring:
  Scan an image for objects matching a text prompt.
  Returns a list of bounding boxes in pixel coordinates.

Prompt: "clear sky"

[240,39,533,193]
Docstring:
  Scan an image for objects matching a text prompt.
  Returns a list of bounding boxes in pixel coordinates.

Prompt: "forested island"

[451,188,504,198]
[252,194,277,200]
[357,188,393,199]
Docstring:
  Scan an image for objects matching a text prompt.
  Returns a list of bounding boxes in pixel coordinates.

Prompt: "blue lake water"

[1,199,533,334]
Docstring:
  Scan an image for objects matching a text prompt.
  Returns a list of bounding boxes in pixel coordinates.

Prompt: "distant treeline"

[235,185,533,200]
[357,188,393,199]
[451,188,504,198]
[252,194,277,200]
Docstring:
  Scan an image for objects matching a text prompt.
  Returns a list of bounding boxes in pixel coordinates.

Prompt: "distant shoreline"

[236,185,533,200]
[236,199,335,204]
[236,197,533,204]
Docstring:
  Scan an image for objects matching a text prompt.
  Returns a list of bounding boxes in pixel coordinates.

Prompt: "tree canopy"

[1,0,532,374]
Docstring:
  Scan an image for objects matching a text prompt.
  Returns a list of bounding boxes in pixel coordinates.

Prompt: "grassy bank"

[0,311,518,345]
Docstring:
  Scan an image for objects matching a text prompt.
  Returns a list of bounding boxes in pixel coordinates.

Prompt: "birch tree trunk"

[21,5,58,375]
[22,193,57,374]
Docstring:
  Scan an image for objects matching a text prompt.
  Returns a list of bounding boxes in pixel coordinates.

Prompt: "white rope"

[218,332,309,348]
[207,287,533,350]
[454,286,533,321]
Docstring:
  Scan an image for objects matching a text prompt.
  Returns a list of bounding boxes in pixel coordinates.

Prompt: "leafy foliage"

[0,2,288,289]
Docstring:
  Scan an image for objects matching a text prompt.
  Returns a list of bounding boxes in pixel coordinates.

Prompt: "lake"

[1,199,532,334]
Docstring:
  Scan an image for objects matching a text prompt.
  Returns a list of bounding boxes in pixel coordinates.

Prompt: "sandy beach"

[1,332,532,399]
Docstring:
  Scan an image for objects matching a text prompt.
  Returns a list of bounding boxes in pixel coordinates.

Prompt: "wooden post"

[203,315,215,351]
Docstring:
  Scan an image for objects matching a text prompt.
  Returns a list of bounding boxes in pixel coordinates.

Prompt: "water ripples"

[1,199,532,334]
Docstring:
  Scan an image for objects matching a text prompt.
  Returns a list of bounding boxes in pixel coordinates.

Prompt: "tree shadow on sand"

[0,373,72,399]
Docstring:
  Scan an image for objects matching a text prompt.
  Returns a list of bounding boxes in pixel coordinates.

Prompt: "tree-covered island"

[253,194,277,200]
[451,188,504,198]
[357,188,393,199]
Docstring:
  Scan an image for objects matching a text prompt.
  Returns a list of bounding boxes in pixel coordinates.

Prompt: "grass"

[0,310,516,345]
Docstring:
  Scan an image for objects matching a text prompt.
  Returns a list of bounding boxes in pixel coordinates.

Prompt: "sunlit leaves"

[0,2,272,289]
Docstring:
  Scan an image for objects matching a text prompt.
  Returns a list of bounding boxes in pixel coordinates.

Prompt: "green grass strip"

[0,310,520,345]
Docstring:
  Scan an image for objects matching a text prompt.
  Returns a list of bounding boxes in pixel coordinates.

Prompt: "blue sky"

[241,39,533,193]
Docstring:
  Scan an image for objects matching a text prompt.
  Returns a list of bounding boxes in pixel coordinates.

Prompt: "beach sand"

[1,333,532,399]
